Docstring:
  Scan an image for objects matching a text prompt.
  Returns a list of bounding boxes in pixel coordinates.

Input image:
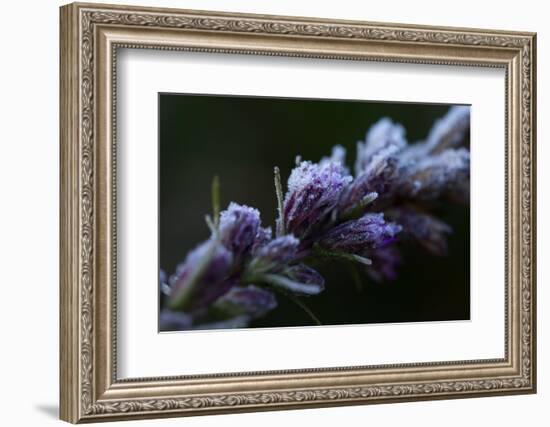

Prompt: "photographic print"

[60,4,536,421]
[159,95,470,332]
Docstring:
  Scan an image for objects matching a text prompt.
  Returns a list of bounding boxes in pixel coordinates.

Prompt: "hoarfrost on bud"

[283,160,352,238]
[320,145,348,171]
[249,234,300,273]
[425,106,470,154]
[399,148,470,200]
[319,213,402,253]
[161,105,470,330]
[355,118,407,175]
[168,239,233,311]
[219,202,261,257]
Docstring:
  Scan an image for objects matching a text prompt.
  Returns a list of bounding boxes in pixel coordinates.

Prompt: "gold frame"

[60,2,537,423]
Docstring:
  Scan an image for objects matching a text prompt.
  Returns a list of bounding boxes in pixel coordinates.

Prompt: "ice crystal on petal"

[320,145,348,171]
[319,213,401,253]
[219,202,261,257]
[283,160,352,238]
[250,234,300,273]
[399,148,470,200]
[399,106,470,163]
[339,153,398,214]
[251,226,273,255]
[424,106,470,154]
[355,118,407,175]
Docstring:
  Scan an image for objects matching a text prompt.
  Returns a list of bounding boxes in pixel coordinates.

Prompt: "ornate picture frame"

[60,2,536,423]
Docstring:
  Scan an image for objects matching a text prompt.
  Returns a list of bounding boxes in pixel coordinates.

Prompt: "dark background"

[159,94,470,328]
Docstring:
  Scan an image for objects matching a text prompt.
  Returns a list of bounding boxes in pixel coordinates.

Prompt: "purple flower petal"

[219,202,261,257]
[399,148,470,200]
[169,240,233,311]
[388,208,453,256]
[159,310,194,331]
[355,118,407,175]
[214,285,278,319]
[425,106,470,154]
[262,264,325,296]
[251,226,273,255]
[338,155,398,215]
[284,160,352,238]
[399,106,470,162]
[192,315,252,330]
[159,269,171,298]
[320,145,349,172]
[366,245,402,283]
[319,212,401,253]
[248,234,300,275]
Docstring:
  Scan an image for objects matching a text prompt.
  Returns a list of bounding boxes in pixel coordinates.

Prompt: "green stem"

[274,166,285,237]
[312,245,372,266]
[168,240,217,311]
[287,294,322,326]
[341,192,378,220]
[270,286,321,326]
[211,175,221,227]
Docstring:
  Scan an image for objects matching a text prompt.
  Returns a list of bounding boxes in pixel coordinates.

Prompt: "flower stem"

[270,286,321,326]
[211,174,220,227]
[168,240,217,311]
[274,166,285,237]
[312,245,372,266]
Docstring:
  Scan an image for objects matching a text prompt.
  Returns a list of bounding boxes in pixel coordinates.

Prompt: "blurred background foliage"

[159,94,470,328]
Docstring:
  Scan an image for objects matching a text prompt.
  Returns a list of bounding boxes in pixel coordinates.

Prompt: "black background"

[159,94,470,328]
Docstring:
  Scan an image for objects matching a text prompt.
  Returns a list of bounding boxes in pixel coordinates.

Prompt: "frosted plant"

[160,106,470,330]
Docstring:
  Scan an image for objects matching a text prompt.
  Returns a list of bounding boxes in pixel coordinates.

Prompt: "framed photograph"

[60,2,537,423]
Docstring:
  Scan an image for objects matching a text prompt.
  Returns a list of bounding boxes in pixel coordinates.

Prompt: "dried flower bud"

[388,208,453,256]
[249,234,300,273]
[355,118,407,175]
[284,160,352,238]
[219,202,261,257]
[366,245,402,283]
[319,213,401,253]
[160,309,252,331]
[339,154,398,215]
[251,226,273,255]
[399,106,470,162]
[425,106,470,154]
[399,148,470,200]
[159,310,194,331]
[169,240,233,311]
[213,285,277,319]
[320,145,348,172]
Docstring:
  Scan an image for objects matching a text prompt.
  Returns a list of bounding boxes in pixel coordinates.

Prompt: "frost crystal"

[319,213,402,253]
[219,202,261,257]
[283,160,352,238]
